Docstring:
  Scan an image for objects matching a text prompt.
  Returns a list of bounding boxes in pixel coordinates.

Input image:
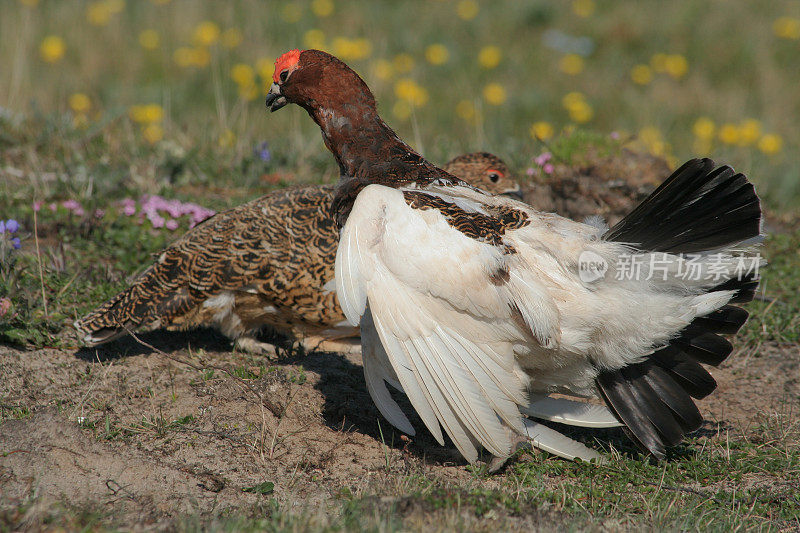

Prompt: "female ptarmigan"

[75,153,522,354]
[265,49,763,464]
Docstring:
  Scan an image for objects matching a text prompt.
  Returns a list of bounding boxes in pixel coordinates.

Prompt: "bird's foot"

[486,434,531,473]
[301,336,361,354]
[234,336,278,358]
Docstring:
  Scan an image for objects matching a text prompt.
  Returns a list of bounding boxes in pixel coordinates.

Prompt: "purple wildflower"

[33,201,43,212]
[0,221,4,234]
[534,152,552,167]
[254,142,271,162]
[148,212,165,229]
[5,220,19,233]
[94,209,105,219]
[62,199,81,211]
[165,219,179,231]
[0,297,10,317]
[525,167,537,177]
[11,237,21,249]
[543,163,554,175]
[610,131,620,140]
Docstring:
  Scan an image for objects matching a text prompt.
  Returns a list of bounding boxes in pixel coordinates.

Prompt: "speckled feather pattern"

[75,154,520,347]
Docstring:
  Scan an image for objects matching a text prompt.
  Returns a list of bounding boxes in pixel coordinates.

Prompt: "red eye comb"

[273,49,302,83]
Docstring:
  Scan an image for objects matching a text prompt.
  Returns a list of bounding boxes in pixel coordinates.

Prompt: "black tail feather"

[651,346,717,399]
[672,325,733,366]
[603,158,761,253]
[596,158,762,459]
[692,305,749,335]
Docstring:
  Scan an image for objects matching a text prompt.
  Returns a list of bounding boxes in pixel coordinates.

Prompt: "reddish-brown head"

[272,49,302,83]
[265,49,376,114]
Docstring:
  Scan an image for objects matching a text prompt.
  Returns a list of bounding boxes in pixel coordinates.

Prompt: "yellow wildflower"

[738,119,761,146]
[692,117,715,140]
[174,47,209,68]
[311,0,334,17]
[394,78,428,106]
[332,37,371,61]
[571,0,595,18]
[69,93,91,114]
[561,91,586,109]
[373,59,393,81]
[718,123,740,145]
[218,129,235,148]
[457,0,478,20]
[19,0,39,6]
[456,99,475,121]
[559,54,584,75]
[392,53,415,73]
[773,17,800,39]
[639,127,666,155]
[425,44,449,65]
[630,64,653,85]
[664,54,688,79]
[221,28,243,49]
[530,121,554,140]
[568,101,593,123]
[86,2,111,26]
[650,53,668,73]
[483,83,507,105]
[40,36,66,63]
[139,29,160,50]
[129,104,163,124]
[142,123,163,144]
[304,29,326,50]
[256,58,274,80]
[193,21,220,46]
[230,63,255,86]
[758,134,783,155]
[478,46,502,69]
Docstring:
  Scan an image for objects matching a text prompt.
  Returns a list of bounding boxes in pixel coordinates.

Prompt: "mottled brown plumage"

[75,153,521,354]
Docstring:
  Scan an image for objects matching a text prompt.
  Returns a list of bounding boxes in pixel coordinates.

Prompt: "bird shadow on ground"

[68,328,732,467]
[72,328,234,361]
[280,346,468,467]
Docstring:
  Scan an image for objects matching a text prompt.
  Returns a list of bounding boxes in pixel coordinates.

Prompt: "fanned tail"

[596,158,762,458]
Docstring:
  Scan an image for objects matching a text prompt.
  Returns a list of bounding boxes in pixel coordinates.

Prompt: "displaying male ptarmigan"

[75,153,522,354]
[265,49,762,464]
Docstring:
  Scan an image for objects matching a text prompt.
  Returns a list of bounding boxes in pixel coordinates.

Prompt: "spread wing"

[335,183,571,462]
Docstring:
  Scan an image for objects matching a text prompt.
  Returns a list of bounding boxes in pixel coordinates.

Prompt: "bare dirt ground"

[1,327,798,530]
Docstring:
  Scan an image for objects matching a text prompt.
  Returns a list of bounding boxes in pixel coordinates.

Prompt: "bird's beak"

[502,185,524,201]
[265,83,288,112]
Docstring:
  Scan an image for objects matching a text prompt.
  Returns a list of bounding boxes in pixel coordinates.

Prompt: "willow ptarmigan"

[264,49,763,464]
[74,152,522,354]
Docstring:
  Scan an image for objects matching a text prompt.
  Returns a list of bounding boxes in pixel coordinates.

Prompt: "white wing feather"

[522,396,623,428]
[336,184,532,462]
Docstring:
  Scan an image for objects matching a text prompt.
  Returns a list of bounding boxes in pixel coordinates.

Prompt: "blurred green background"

[1,0,798,210]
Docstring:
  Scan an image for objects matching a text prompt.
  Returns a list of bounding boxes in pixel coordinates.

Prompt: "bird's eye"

[488,172,501,183]
[279,69,289,82]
